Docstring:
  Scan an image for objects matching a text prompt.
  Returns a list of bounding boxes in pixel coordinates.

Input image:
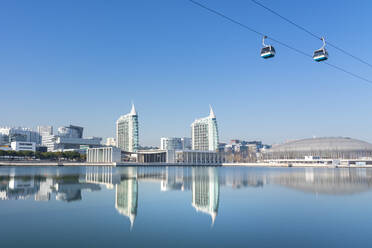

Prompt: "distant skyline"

[2,0,372,145]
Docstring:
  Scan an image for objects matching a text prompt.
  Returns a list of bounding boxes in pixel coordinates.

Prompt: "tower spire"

[209,105,216,118]
[130,102,137,116]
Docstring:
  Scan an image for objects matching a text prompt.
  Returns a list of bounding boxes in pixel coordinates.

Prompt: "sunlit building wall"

[191,106,219,151]
[116,104,139,152]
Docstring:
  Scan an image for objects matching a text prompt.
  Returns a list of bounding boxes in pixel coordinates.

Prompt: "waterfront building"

[261,137,372,161]
[0,127,41,144]
[175,150,223,164]
[11,141,36,152]
[42,125,101,152]
[160,137,182,150]
[116,104,139,152]
[58,125,83,138]
[160,137,192,150]
[41,135,58,151]
[43,135,101,152]
[86,147,122,163]
[137,150,168,163]
[191,106,219,151]
[37,126,53,137]
[182,137,192,150]
[136,149,222,165]
[106,137,116,147]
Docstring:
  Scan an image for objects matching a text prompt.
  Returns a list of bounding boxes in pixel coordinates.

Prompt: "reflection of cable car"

[313,37,328,62]
[260,36,275,59]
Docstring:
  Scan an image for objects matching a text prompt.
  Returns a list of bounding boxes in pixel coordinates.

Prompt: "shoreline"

[0,161,371,168]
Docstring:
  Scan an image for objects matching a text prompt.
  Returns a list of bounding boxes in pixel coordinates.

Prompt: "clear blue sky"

[1,0,372,146]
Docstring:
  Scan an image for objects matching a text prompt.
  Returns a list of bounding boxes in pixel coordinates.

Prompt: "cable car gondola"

[260,36,275,59]
[313,37,328,62]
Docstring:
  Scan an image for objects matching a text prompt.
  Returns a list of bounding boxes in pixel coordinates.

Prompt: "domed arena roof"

[268,137,372,152]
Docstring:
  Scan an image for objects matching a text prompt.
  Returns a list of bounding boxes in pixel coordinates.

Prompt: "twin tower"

[116,104,219,152]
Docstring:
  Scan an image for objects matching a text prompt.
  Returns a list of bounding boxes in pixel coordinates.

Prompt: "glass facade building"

[116,104,139,152]
[58,125,83,138]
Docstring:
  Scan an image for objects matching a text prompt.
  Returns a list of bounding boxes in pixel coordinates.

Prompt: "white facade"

[116,104,139,152]
[37,126,53,137]
[42,135,57,151]
[87,147,122,163]
[191,106,219,151]
[11,141,36,152]
[106,137,116,147]
[174,150,222,164]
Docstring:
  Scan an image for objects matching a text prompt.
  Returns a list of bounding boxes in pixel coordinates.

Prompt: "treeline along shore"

[0,150,86,162]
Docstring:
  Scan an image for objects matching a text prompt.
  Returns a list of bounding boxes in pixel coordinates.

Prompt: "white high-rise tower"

[191,105,219,151]
[116,104,139,152]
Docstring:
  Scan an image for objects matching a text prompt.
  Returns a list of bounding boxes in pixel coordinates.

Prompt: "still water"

[0,166,372,247]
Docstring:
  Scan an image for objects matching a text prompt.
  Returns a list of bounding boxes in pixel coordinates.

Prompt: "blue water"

[0,166,372,247]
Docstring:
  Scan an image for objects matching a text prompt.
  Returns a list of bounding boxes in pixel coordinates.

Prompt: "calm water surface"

[1,166,372,247]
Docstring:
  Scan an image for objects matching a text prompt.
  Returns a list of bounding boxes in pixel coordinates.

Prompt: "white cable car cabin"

[313,37,328,62]
[260,36,275,59]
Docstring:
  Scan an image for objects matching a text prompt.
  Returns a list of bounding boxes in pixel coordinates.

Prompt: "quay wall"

[1,161,372,168]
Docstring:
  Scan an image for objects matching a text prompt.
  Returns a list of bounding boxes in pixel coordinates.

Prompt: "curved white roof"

[268,137,372,152]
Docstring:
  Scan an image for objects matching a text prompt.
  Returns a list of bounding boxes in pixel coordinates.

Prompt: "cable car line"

[250,0,372,69]
[187,0,311,58]
[324,62,372,84]
[187,0,372,85]
[188,0,264,36]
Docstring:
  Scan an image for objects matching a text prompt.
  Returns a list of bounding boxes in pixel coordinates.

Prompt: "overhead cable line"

[187,0,372,85]
[251,0,372,69]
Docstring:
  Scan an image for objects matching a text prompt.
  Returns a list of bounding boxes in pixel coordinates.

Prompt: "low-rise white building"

[11,142,36,152]
[137,149,222,165]
[175,150,222,164]
[87,147,122,163]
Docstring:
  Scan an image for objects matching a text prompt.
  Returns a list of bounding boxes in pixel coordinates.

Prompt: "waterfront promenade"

[1,160,372,168]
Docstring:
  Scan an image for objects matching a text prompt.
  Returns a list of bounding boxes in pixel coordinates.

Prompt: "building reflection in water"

[3,166,372,229]
[271,168,372,195]
[85,166,138,229]
[115,168,138,229]
[191,167,219,226]
[0,168,100,202]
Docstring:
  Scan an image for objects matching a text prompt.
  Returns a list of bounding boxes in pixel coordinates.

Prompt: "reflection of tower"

[192,167,219,226]
[35,178,53,201]
[115,167,138,230]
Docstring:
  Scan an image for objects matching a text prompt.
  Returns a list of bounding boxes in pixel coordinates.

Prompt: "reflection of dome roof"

[268,137,372,152]
[278,182,372,195]
[271,169,372,195]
